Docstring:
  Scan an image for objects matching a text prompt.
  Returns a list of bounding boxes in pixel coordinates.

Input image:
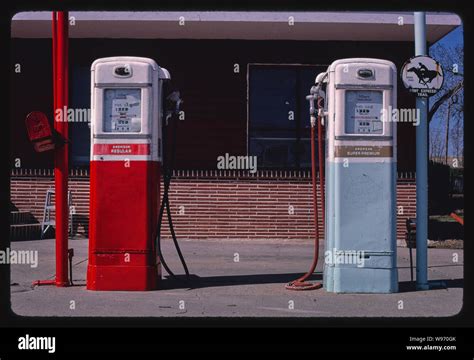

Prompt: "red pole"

[54,11,69,287]
[32,12,69,288]
[52,12,57,114]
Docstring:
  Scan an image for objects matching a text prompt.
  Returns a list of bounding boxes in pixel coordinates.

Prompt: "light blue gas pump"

[316,58,399,293]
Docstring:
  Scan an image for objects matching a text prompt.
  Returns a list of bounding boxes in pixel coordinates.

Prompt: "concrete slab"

[9,238,463,317]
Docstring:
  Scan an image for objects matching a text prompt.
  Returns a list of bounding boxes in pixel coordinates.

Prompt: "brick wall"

[10,169,416,241]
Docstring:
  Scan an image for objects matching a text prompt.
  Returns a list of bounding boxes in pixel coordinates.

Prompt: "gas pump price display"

[103,88,142,133]
[345,90,383,134]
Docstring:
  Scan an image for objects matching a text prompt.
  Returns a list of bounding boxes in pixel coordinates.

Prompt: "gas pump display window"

[344,90,383,135]
[103,88,142,133]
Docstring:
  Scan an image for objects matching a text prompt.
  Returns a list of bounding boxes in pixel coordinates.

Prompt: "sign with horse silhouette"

[401,55,444,97]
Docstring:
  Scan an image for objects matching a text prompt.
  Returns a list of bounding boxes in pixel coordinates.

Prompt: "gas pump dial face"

[103,88,142,133]
[345,90,383,135]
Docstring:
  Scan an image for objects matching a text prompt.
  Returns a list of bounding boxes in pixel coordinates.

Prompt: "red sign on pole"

[25,111,55,152]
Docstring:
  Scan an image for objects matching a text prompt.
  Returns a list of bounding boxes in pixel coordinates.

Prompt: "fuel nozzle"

[165,91,183,125]
[306,85,320,128]
[306,71,328,128]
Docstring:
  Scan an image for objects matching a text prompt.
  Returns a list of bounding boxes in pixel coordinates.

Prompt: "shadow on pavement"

[159,272,323,290]
[160,274,463,294]
[398,278,463,293]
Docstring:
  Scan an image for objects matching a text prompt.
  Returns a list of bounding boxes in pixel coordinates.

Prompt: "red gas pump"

[87,57,170,291]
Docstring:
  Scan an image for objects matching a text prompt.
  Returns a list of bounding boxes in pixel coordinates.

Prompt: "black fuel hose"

[156,109,190,282]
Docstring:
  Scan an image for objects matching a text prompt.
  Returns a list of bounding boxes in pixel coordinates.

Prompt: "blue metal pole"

[414,11,429,290]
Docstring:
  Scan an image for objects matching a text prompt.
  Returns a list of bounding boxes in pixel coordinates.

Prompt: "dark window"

[248,64,326,169]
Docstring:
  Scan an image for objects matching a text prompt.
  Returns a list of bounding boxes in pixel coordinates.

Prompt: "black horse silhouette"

[407,63,442,87]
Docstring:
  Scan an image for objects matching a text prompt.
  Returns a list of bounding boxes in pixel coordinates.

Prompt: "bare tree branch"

[428,80,463,123]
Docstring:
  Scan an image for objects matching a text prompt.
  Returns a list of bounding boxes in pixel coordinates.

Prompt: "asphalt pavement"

[9,238,463,317]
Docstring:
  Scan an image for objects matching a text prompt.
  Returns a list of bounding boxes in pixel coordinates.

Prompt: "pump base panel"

[87,263,161,291]
[324,266,398,293]
[87,160,161,291]
[324,161,398,293]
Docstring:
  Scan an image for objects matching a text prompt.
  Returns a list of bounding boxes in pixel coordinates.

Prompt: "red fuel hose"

[317,97,325,222]
[286,96,325,291]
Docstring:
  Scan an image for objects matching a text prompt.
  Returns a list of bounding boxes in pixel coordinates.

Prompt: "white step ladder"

[41,188,74,239]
